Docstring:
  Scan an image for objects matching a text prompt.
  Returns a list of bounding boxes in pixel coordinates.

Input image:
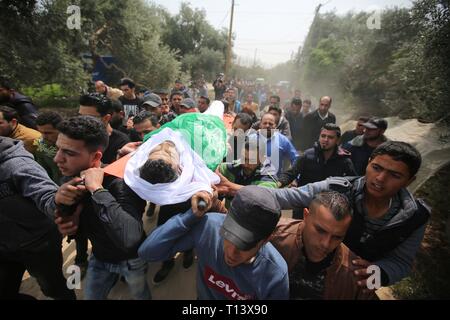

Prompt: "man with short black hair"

[278,123,356,218]
[132,111,160,141]
[228,113,255,162]
[138,185,289,300]
[225,87,241,114]
[172,79,191,98]
[268,105,291,139]
[278,123,356,187]
[218,140,278,208]
[170,91,184,115]
[153,88,170,111]
[0,105,41,153]
[119,78,143,123]
[343,117,389,175]
[34,111,64,183]
[268,141,430,288]
[271,191,376,299]
[54,116,149,300]
[197,96,210,113]
[79,93,130,164]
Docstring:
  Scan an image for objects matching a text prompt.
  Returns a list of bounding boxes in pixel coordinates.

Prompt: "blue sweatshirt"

[138,210,289,300]
[250,132,299,176]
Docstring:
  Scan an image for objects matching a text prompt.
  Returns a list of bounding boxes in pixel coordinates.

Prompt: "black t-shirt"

[289,248,335,300]
[119,96,143,122]
[102,129,130,164]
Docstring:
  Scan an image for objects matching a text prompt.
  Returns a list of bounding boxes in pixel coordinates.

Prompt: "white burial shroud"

[124,127,220,205]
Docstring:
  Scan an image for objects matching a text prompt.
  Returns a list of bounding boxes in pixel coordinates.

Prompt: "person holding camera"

[53,116,150,300]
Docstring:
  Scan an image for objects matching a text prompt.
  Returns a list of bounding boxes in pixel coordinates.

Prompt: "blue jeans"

[84,255,151,300]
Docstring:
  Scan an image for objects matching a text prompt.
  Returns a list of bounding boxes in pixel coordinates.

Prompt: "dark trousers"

[0,228,76,300]
[74,233,88,265]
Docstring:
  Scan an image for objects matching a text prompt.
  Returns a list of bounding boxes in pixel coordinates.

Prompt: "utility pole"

[225,0,235,80]
[253,48,257,67]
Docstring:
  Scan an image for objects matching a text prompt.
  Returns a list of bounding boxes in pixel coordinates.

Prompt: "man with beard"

[302,96,336,151]
[34,111,64,183]
[249,113,298,176]
[340,116,370,146]
[0,77,39,129]
[267,141,430,289]
[343,117,388,175]
[170,91,184,116]
[277,123,356,218]
[270,191,376,299]
[78,93,130,164]
[53,116,149,299]
[118,78,143,124]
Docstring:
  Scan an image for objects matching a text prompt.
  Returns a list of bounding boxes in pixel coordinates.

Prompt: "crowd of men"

[0,75,430,300]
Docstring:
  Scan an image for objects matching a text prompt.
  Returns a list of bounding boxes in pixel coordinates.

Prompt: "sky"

[150,0,413,67]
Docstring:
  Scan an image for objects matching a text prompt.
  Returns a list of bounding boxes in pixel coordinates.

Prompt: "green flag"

[143,113,227,171]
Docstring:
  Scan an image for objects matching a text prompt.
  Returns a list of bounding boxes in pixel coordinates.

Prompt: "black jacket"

[342,135,389,175]
[302,110,336,150]
[67,175,146,263]
[285,111,304,150]
[278,143,356,187]
[9,92,39,129]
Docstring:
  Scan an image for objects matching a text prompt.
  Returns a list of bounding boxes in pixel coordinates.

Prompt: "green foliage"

[161,2,228,81]
[295,1,450,122]
[22,84,68,100]
[183,47,225,81]
[0,0,89,94]
[3,0,234,97]
[21,83,78,109]
[392,164,450,299]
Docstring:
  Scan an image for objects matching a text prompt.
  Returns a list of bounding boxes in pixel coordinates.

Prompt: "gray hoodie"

[0,137,58,252]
